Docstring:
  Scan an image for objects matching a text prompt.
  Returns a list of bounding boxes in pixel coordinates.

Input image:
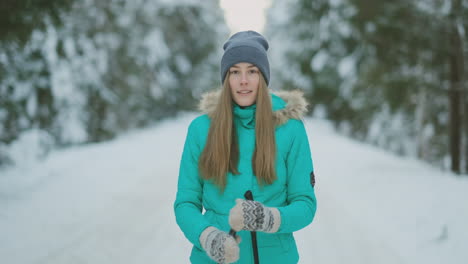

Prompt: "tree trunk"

[416,86,428,160]
[449,0,464,174]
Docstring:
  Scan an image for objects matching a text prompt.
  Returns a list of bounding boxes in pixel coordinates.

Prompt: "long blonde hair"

[199,73,276,191]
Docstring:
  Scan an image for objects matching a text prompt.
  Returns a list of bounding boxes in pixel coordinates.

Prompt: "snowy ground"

[1,113,467,264]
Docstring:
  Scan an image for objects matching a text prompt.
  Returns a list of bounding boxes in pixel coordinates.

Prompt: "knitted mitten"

[229,199,281,233]
[199,226,240,264]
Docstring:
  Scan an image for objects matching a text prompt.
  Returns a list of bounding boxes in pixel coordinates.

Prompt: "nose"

[240,73,248,85]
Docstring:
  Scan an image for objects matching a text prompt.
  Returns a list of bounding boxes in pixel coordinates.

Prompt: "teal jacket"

[174,90,317,264]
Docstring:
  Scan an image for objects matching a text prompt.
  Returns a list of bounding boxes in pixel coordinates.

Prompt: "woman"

[174,30,317,264]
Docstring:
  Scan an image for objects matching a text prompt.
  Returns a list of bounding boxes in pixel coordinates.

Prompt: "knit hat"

[221,30,270,85]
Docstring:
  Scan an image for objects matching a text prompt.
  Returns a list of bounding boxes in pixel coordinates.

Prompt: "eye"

[229,70,239,75]
[249,69,259,74]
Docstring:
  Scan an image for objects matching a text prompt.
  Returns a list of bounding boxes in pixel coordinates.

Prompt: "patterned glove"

[229,199,281,233]
[199,226,240,264]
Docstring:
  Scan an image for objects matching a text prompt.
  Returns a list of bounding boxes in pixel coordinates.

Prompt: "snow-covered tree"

[265,0,468,173]
[265,0,358,121]
[0,0,229,166]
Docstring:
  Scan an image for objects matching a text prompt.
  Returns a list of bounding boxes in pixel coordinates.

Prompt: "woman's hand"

[229,199,281,233]
[199,226,240,263]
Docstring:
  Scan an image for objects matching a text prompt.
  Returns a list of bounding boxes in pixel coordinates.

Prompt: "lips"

[237,90,252,95]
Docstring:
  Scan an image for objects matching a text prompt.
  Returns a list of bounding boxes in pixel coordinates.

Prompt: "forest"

[1,0,467,175]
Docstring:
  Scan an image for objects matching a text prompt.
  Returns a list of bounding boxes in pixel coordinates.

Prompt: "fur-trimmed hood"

[198,90,308,126]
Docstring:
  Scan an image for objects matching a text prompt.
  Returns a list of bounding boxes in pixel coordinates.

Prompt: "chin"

[236,99,255,107]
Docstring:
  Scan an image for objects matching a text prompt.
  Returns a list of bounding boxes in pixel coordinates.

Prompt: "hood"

[198,89,308,126]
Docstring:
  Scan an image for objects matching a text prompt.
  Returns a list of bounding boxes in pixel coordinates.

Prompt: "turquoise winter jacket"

[174,90,317,264]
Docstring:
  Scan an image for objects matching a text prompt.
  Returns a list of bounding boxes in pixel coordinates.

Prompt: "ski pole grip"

[244,190,254,201]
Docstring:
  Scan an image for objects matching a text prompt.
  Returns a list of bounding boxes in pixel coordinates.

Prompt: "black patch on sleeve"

[310,171,316,187]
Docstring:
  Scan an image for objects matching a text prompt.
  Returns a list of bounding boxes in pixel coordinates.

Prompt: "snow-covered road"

[1,113,467,264]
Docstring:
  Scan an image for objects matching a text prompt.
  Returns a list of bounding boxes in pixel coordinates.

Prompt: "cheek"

[229,79,237,92]
[253,82,260,94]
[229,81,236,95]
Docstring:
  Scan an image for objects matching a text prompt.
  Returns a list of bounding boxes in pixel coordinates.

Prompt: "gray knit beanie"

[221,30,270,85]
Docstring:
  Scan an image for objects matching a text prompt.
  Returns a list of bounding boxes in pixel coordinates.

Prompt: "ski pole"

[244,190,259,264]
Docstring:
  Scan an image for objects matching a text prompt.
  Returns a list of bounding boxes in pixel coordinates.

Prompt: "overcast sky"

[219,0,272,34]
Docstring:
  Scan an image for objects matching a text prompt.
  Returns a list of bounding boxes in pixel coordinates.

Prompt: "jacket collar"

[198,89,308,127]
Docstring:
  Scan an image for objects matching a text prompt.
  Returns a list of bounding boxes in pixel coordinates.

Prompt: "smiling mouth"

[237,90,252,94]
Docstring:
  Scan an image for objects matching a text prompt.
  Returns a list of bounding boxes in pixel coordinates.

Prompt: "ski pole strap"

[229,229,237,237]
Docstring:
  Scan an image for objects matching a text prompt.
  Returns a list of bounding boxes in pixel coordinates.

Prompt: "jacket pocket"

[257,232,280,248]
[256,232,293,252]
[277,233,292,252]
[256,232,292,253]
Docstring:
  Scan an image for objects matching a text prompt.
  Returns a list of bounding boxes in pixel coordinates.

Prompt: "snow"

[175,55,192,74]
[5,129,53,168]
[338,54,356,78]
[311,50,328,72]
[142,28,170,64]
[1,113,467,264]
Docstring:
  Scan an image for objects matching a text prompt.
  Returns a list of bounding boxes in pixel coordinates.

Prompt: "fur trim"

[198,90,220,118]
[198,89,308,126]
[272,90,308,126]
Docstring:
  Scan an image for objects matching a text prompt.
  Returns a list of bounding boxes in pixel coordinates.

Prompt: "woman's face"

[228,62,260,107]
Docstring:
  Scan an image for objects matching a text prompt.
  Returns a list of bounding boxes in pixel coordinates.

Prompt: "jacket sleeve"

[173,118,211,249]
[276,119,317,233]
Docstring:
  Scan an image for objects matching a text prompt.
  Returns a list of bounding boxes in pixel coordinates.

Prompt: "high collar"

[233,103,256,128]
